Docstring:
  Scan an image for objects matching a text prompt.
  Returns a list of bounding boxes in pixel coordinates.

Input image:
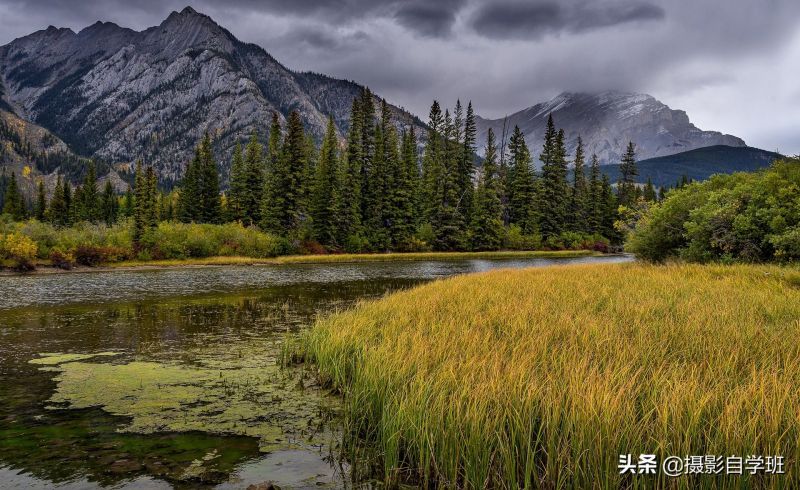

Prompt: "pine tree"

[145,166,158,228]
[311,116,340,246]
[421,100,444,224]
[286,111,308,232]
[364,100,391,249]
[121,187,134,218]
[391,126,418,248]
[177,150,200,222]
[459,101,476,224]
[133,160,147,243]
[62,178,72,226]
[48,175,68,226]
[358,88,377,235]
[261,113,284,232]
[600,174,619,242]
[197,133,221,223]
[2,172,25,220]
[35,179,47,221]
[588,154,603,234]
[81,161,100,222]
[336,97,364,245]
[569,136,589,232]
[100,180,119,225]
[227,141,247,222]
[618,141,638,206]
[506,125,536,233]
[470,128,504,250]
[243,132,265,225]
[431,108,465,250]
[539,115,569,238]
[643,177,657,202]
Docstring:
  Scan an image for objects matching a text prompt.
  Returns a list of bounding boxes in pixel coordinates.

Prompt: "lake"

[0,255,631,489]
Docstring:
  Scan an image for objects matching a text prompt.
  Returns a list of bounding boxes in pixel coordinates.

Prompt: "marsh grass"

[299,262,800,488]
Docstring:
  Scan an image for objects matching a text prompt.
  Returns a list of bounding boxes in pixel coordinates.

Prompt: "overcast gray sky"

[1,0,798,154]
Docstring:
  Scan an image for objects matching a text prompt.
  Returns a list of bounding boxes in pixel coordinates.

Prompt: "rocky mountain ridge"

[476,91,746,165]
[0,7,422,183]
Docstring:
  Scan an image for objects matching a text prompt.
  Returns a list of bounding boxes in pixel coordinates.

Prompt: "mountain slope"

[0,108,109,198]
[476,91,745,165]
[599,145,782,187]
[0,7,422,183]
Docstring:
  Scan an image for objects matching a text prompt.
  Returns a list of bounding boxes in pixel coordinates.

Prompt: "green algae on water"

[30,349,339,453]
[29,352,121,365]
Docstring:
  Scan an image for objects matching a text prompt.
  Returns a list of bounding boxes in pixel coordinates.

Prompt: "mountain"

[600,145,782,188]
[476,91,746,165]
[0,7,423,183]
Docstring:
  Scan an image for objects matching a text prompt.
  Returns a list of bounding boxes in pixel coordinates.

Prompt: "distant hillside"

[600,145,782,188]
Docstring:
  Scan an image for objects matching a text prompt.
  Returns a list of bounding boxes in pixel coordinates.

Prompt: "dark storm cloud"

[470,0,665,39]
[394,0,466,38]
[0,0,798,153]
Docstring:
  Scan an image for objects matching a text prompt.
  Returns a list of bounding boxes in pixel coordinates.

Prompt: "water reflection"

[0,255,632,488]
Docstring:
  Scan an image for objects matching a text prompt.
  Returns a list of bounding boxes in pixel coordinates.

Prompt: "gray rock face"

[475,91,746,165]
[0,7,421,183]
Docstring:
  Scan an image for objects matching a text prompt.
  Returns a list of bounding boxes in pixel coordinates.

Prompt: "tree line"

[3,88,669,253]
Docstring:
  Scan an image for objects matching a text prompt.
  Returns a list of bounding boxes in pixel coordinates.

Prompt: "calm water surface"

[0,255,631,489]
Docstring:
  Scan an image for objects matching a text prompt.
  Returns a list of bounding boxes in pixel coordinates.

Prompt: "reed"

[300,262,800,488]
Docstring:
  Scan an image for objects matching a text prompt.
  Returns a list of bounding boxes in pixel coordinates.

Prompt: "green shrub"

[627,159,800,262]
[503,225,542,250]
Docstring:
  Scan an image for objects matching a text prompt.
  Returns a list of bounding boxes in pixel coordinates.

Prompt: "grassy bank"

[297,262,800,488]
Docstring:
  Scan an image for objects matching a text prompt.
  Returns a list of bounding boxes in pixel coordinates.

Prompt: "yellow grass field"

[299,262,800,488]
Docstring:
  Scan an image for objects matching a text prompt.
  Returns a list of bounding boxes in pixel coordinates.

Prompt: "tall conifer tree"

[470,128,504,250]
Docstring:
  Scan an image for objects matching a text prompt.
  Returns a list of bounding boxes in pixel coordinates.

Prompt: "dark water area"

[0,255,631,489]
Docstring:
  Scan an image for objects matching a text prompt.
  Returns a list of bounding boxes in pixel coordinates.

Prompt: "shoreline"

[0,250,603,276]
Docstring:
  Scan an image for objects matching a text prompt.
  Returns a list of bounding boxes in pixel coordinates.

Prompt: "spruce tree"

[2,172,24,220]
[145,166,158,229]
[101,181,119,225]
[133,161,147,243]
[197,133,221,223]
[392,126,418,248]
[459,101,476,224]
[35,179,47,221]
[569,136,589,232]
[470,128,504,250]
[227,141,246,222]
[358,88,377,235]
[588,154,603,234]
[81,161,100,222]
[618,141,638,206]
[643,177,657,202]
[539,115,569,239]
[243,132,265,225]
[311,116,340,246]
[261,114,284,233]
[421,100,444,224]
[48,175,68,226]
[336,97,364,245]
[431,108,465,250]
[121,187,134,219]
[506,125,536,233]
[62,178,72,226]
[177,150,200,222]
[600,174,619,242]
[364,100,391,249]
[285,111,308,232]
